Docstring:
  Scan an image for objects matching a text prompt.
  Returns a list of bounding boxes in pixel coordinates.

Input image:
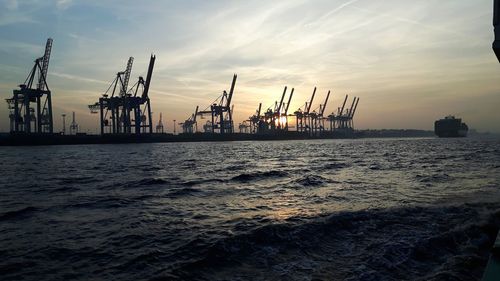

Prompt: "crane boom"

[285,88,294,115]
[38,38,53,91]
[320,90,330,116]
[277,86,287,114]
[347,96,356,117]
[121,57,133,97]
[142,54,155,100]
[339,95,348,116]
[193,105,199,122]
[306,87,316,113]
[257,103,262,117]
[226,74,237,108]
[350,97,360,118]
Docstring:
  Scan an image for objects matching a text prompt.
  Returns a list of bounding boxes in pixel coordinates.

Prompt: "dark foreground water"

[1,138,500,281]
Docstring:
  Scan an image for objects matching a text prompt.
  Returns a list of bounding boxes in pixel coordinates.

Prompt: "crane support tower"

[6,38,54,134]
[69,111,79,134]
[156,113,164,133]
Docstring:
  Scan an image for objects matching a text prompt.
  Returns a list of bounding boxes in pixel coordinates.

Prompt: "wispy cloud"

[51,72,110,85]
[56,0,72,10]
[0,0,498,132]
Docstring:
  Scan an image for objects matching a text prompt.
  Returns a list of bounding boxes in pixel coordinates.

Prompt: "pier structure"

[88,55,156,135]
[5,38,54,134]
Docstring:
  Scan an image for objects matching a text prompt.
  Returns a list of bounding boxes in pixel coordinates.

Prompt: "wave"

[0,206,38,221]
[415,173,452,183]
[322,162,350,170]
[162,203,500,281]
[136,178,171,186]
[166,187,204,198]
[55,176,101,185]
[290,174,330,187]
[66,197,136,209]
[231,171,289,182]
[118,178,171,189]
[182,178,225,187]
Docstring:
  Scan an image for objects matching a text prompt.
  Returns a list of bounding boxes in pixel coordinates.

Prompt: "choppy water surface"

[1,138,500,280]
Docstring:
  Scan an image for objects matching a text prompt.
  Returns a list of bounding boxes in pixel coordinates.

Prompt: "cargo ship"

[434,116,468,137]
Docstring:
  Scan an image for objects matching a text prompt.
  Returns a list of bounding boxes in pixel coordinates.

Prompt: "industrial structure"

[5,38,54,134]
[69,111,79,134]
[327,95,360,134]
[196,74,237,134]
[156,113,164,133]
[180,106,199,134]
[294,87,333,136]
[88,55,156,135]
[242,87,360,137]
[246,86,295,134]
[1,38,364,144]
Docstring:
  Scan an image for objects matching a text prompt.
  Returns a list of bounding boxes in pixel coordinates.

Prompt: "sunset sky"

[0,0,499,133]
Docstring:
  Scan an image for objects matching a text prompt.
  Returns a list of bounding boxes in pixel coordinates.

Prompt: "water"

[1,138,499,280]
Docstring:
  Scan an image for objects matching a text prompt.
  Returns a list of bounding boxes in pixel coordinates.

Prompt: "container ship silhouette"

[434,116,468,138]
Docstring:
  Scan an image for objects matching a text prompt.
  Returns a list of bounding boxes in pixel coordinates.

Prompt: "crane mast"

[121,57,133,97]
[38,38,53,91]
[306,87,316,114]
[339,95,348,115]
[284,88,294,115]
[277,86,287,114]
[142,55,155,100]
[320,90,330,116]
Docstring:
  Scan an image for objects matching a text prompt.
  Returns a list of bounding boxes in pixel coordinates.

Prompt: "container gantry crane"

[295,87,316,134]
[327,95,359,133]
[180,106,199,134]
[197,74,237,134]
[89,55,155,135]
[69,111,79,134]
[6,38,54,133]
[156,112,164,133]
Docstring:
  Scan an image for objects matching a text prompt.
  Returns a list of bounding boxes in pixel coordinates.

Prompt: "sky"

[0,0,499,133]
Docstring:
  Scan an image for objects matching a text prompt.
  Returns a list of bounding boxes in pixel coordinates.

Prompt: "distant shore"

[0,129,498,146]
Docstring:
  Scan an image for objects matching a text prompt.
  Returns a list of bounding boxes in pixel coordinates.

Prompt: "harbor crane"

[295,87,316,134]
[327,95,360,134]
[69,111,79,134]
[6,38,54,133]
[180,106,199,134]
[197,74,237,134]
[89,55,156,135]
[156,113,164,133]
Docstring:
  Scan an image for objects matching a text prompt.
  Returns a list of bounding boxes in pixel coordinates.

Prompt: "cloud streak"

[0,0,499,133]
